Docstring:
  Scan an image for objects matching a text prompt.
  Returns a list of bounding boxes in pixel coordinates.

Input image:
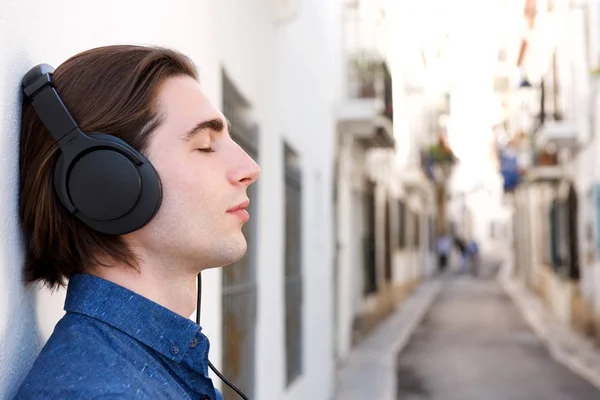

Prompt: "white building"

[508,0,600,340]
[332,0,439,366]
[0,1,343,399]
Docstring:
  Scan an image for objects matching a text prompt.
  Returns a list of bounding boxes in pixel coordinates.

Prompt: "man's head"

[20,45,260,288]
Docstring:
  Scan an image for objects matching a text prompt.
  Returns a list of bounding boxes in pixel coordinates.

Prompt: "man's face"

[129,75,260,273]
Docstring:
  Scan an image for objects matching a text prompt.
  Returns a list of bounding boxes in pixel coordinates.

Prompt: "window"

[284,142,303,386]
[413,212,420,249]
[594,184,600,257]
[363,180,377,295]
[428,216,435,253]
[497,48,506,62]
[405,210,419,250]
[540,200,551,265]
[221,70,257,400]
[566,185,580,280]
[398,200,406,249]
[549,200,561,269]
[384,196,392,282]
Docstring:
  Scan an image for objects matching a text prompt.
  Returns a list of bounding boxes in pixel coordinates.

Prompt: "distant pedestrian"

[454,236,469,273]
[467,240,480,276]
[437,234,452,272]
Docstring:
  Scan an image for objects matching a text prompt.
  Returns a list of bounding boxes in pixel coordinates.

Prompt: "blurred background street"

[396,265,600,400]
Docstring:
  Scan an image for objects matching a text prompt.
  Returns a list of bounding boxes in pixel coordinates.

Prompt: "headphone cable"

[197,273,249,400]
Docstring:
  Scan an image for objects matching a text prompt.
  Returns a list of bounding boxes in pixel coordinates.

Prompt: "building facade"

[505,0,600,345]
[332,0,442,367]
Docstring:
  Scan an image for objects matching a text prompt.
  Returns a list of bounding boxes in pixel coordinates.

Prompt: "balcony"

[524,146,562,184]
[337,52,394,149]
[336,112,394,149]
[347,55,381,99]
[495,130,562,190]
[535,121,579,151]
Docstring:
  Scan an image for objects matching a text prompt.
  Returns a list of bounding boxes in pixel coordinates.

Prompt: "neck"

[90,257,198,319]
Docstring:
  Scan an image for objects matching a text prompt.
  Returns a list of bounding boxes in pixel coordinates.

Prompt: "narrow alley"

[334,260,600,400]
[396,270,600,400]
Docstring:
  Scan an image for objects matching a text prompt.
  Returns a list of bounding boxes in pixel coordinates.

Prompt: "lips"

[227,199,250,213]
[227,199,250,222]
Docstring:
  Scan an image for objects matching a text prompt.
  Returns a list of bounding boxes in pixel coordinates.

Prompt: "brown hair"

[19,45,198,288]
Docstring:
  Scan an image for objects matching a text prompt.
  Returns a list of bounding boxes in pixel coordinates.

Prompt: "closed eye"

[197,148,215,153]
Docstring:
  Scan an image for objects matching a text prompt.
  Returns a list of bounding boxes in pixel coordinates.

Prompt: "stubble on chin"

[209,233,248,269]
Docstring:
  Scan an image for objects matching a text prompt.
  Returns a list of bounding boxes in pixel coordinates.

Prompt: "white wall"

[569,0,600,319]
[265,0,341,397]
[0,1,342,399]
[0,2,222,398]
[588,0,600,316]
[334,135,373,364]
[334,136,355,364]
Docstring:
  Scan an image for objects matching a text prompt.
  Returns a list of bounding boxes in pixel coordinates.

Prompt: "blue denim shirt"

[15,274,223,400]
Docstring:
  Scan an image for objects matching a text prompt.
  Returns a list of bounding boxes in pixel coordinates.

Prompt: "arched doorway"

[384,194,392,283]
[567,184,580,280]
[363,180,377,295]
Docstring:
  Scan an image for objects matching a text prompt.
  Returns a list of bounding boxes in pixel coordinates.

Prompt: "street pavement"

[396,270,600,400]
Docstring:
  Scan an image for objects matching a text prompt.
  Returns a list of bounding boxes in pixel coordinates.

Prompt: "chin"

[210,235,248,268]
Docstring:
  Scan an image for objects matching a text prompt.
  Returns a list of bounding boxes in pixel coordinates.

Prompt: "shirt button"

[200,396,210,400]
[189,337,199,349]
[169,345,180,355]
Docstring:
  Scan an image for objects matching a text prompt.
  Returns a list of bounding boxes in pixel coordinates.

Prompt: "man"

[15,45,260,399]
[454,235,468,274]
[437,233,451,273]
[467,239,480,276]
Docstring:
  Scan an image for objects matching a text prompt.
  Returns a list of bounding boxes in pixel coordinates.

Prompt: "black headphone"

[21,64,162,235]
[22,63,250,399]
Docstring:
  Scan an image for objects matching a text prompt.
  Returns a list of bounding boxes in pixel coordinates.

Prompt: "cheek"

[160,164,222,217]
[153,151,196,193]
[150,150,227,218]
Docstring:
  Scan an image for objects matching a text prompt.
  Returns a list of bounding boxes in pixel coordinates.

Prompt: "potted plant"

[349,55,383,98]
[426,137,457,164]
[590,60,600,91]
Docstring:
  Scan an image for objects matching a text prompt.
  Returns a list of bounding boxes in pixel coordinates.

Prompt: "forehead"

[156,75,221,131]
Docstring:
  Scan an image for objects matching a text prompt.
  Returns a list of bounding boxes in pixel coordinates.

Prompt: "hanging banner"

[499,149,520,192]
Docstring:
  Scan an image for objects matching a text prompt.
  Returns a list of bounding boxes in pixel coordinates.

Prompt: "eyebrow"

[182,117,231,141]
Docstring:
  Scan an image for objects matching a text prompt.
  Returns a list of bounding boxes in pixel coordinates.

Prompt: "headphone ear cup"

[54,133,162,235]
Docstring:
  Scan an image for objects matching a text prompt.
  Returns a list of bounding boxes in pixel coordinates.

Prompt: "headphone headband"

[23,64,80,144]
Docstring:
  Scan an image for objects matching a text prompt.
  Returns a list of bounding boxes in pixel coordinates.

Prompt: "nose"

[228,142,260,186]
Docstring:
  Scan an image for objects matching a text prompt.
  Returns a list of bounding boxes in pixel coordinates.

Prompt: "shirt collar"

[64,273,201,363]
